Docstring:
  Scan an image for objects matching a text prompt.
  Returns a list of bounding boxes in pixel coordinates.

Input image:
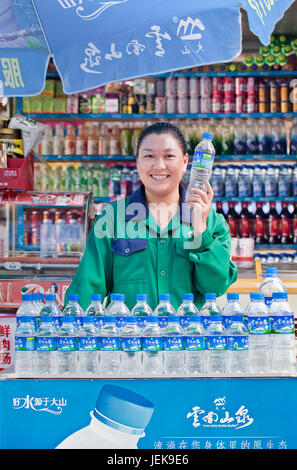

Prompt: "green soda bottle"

[65,165,76,192]
[76,165,88,192]
[55,165,65,191]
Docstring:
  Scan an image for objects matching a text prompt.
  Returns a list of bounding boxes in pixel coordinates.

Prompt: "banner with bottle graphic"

[0,378,297,449]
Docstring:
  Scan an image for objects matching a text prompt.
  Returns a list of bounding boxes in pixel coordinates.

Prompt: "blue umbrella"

[0,0,295,96]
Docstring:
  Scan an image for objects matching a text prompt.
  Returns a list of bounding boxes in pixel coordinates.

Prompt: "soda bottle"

[255,202,268,244]
[259,266,287,306]
[75,125,87,156]
[75,165,88,192]
[183,315,206,374]
[280,202,293,244]
[215,202,226,219]
[142,316,164,376]
[268,202,280,244]
[186,132,215,197]
[265,165,278,197]
[40,125,53,155]
[64,124,76,156]
[226,202,240,238]
[240,202,253,238]
[99,316,121,375]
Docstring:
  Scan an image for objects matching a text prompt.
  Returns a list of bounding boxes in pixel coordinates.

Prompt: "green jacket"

[65,184,238,312]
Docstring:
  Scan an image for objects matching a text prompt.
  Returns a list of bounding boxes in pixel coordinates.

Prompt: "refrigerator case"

[0,190,93,311]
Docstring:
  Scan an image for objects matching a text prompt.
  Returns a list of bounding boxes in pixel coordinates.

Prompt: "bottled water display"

[163,316,184,375]
[177,293,199,329]
[63,294,85,329]
[85,294,105,316]
[56,316,78,375]
[40,294,61,329]
[77,316,100,375]
[222,292,243,329]
[15,316,36,376]
[154,294,176,329]
[259,266,287,306]
[35,316,57,375]
[204,315,228,374]
[184,315,206,374]
[270,292,296,374]
[186,132,215,196]
[16,294,38,317]
[106,293,130,329]
[99,316,121,375]
[120,317,142,376]
[200,293,221,316]
[142,316,163,375]
[246,292,271,374]
[227,315,249,374]
[131,294,153,329]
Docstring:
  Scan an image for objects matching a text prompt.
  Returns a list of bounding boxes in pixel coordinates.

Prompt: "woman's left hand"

[186,182,213,237]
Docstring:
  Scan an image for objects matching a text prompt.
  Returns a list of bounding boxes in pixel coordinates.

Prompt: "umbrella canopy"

[0,0,295,96]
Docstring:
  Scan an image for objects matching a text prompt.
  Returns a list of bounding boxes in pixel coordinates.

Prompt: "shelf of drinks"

[254,244,297,249]
[92,196,297,204]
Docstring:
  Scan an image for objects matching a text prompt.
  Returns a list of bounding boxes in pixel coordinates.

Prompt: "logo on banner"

[187,396,254,430]
[57,0,128,21]
[12,395,67,415]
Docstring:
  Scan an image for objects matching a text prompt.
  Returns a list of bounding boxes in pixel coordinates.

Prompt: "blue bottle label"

[227,335,249,351]
[116,316,127,329]
[206,335,227,350]
[163,336,184,351]
[94,317,104,329]
[184,336,205,350]
[225,180,238,198]
[121,337,142,351]
[77,337,99,351]
[264,296,273,306]
[192,151,215,171]
[142,337,163,351]
[56,337,77,351]
[52,316,62,329]
[15,336,35,351]
[35,337,57,351]
[73,317,83,328]
[179,316,190,329]
[223,315,233,329]
[247,316,271,334]
[100,337,121,351]
[271,315,295,334]
[17,317,37,330]
[136,316,149,329]
[158,316,169,328]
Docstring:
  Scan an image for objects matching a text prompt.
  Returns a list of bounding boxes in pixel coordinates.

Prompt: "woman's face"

[136,133,188,200]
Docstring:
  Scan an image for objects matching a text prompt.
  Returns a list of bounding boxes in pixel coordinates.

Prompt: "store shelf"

[254,244,297,249]
[93,196,297,204]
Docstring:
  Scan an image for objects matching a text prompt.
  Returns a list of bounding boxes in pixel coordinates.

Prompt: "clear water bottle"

[56,384,154,449]
[253,165,265,198]
[290,117,297,154]
[227,314,249,374]
[34,316,57,375]
[278,165,292,198]
[211,165,225,198]
[99,316,121,375]
[264,164,278,197]
[200,293,221,316]
[225,165,238,198]
[186,132,215,196]
[40,294,61,320]
[246,118,259,154]
[259,266,287,307]
[204,315,228,375]
[222,292,243,330]
[56,316,78,375]
[32,293,44,315]
[142,316,164,376]
[183,315,206,375]
[85,294,105,316]
[120,317,142,376]
[16,294,38,317]
[63,294,85,329]
[238,165,253,198]
[131,294,153,330]
[233,118,247,154]
[77,316,100,375]
[258,118,271,154]
[246,292,271,375]
[293,165,297,197]
[270,292,296,374]
[154,294,176,329]
[163,316,184,375]
[177,293,199,329]
[15,316,36,376]
[106,293,130,330]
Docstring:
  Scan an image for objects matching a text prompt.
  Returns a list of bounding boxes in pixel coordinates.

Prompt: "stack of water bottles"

[14,270,296,377]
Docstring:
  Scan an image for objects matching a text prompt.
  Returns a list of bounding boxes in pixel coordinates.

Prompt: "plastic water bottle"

[246,292,271,374]
[200,293,221,316]
[63,294,85,329]
[16,294,38,317]
[225,165,238,198]
[258,118,271,154]
[177,293,199,329]
[56,316,78,375]
[120,317,142,376]
[77,316,100,375]
[142,316,164,376]
[32,293,44,315]
[293,165,297,197]
[278,165,292,198]
[131,294,153,330]
[204,315,228,374]
[246,118,259,154]
[85,294,105,316]
[183,315,206,375]
[34,316,57,375]
[99,316,121,375]
[163,316,184,375]
[271,118,286,154]
[40,294,61,330]
[270,292,296,374]
[227,314,249,374]
[154,294,176,329]
[290,118,297,154]
[186,132,215,196]
[264,164,278,197]
[106,293,130,330]
[253,165,265,198]
[211,165,225,198]
[222,293,243,330]
[15,316,36,376]
[259,266,287,307]
[56,384,154,449]
[238,165,253,198]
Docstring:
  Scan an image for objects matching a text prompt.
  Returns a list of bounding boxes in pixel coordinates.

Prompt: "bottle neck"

[89,411,143,447]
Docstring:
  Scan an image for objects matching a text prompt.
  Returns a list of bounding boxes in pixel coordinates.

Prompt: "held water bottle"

[222,293,243,330]
[227,315,249,374]
[106,293,130,330]
[154,294,176,329]
[120,317,142,376]
[163,316,184,375]
[34,316,57,375]
[186,132,215,197]
[204,315,228,374]
[131,294,153,330]
[177,293,199,329]
[142,316,164,376]
[56,384,154,449]
[99,316,121,375]
[270,292,296,374]
[77,316,100,375]
[15,316,36,376]
[259,266,287,307]
[85,294,105,317]
[16,294,38,317]
[56,316,78,375]
[246,292,271,374]
[183,315,206,375]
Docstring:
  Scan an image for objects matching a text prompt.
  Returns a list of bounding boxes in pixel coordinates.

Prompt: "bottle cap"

[272,292,287,299]
[159,294,170,301]
[205,293,216,301]
[136,294,147,301]
[93,385,154,435]
[266,267,278,276]
[182,293,194,301]
[91,294,102,301]
[227,293,239,301]
[68,294,79,302]
[45,294,56,302]
[250,292,264,300]
[202,132,213,141]
[110,293,125,302]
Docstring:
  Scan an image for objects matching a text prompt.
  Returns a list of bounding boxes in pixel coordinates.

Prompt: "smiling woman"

[65,122,238,312]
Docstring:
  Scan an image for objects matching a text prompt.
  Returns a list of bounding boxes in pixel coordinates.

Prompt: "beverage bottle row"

[219,201,297,244]
[254,252,297,265]
[15,279,296,377]
[211,164,297,198]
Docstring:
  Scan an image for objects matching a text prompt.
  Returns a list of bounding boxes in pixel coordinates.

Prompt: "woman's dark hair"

[136,121,187,157]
